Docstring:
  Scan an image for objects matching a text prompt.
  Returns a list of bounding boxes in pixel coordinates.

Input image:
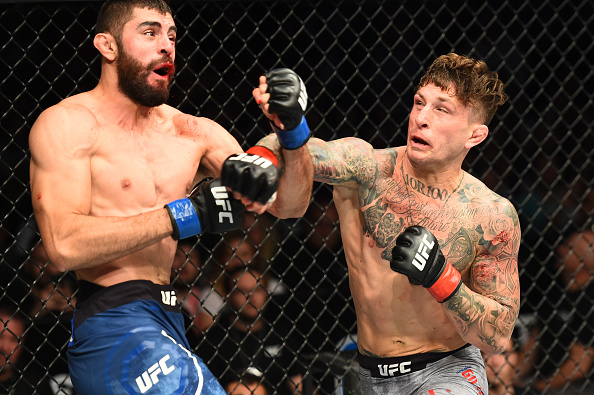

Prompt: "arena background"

[1,0,592,394]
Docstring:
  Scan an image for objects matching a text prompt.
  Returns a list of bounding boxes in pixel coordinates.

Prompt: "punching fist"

[165,178,244,240]
[265,68,311,149]
[391,226,462,303]
[221,146,279,204]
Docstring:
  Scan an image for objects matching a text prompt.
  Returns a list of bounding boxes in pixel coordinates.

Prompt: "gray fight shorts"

[358,344,487,395]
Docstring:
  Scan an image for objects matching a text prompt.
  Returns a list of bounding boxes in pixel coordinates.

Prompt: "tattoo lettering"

[403,173,451,201]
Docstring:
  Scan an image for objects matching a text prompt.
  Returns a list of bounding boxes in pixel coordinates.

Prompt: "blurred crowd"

[1,186,592,394]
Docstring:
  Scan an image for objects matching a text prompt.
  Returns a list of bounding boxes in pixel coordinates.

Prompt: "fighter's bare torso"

[35,90,240,286]
[80,100,196,285]
[310,139,518,357]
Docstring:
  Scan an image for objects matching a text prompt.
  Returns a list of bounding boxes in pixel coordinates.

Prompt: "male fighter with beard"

[254,53,520,394]
[28,1,312,394]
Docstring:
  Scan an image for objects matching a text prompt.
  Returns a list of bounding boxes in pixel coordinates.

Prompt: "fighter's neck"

[90,83,161,130]
[400,154,464,192]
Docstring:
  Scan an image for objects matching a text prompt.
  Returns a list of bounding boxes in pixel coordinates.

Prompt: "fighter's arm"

[391,198,521,355]
[310,137,380,187]
[29,104,174,272]
[254,135,313,219]
[257,134,377,189]
[443,200,521,355]
[248,69,379,217]
[223,69,317,219]
[192,117,244,180]
[190,116,274,215]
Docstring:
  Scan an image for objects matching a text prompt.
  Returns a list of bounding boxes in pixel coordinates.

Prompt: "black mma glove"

[265,68,311,149]
[165,178,244,240]
[391,225,462,303]
[221,146,279,204]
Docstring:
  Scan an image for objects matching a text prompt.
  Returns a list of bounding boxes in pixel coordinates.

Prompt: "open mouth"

[153,63,173,77]
[411,136,429,146]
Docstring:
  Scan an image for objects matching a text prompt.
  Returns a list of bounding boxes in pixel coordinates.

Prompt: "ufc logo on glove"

[227,153,274,169]
[211,185,235,224]
[165,178,245,240]
[412,234,435,271]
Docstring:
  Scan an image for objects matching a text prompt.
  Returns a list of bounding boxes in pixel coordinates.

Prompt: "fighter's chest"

[362,178,457,231]
[360,182,479,267]
[90,130,202,206]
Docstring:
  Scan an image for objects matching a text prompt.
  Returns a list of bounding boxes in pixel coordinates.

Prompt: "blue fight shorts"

[67,280,225,395]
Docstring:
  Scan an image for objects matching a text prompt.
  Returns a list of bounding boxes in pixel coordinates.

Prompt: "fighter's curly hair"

[418,53,509,126]
[95,0,172,43]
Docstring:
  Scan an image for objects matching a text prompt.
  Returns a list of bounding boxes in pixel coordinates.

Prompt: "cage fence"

[0,1,593,394]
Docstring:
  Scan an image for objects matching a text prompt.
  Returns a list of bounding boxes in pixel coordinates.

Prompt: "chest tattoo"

[403,173,453,201]
[361,178,474,264]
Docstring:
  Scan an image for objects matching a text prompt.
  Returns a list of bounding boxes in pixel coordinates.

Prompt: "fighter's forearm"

[256,134,313,218]
[256,134,284,170]
[38,208,173,272]
[443,283,518,355]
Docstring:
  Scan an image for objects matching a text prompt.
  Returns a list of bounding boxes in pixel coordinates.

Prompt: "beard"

[116,48,174,107]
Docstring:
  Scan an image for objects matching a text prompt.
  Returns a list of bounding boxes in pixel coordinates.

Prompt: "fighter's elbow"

[44,240,78,272]
[282,205,309,219]
[269,206,307,219]
[268,198,310,219]
[480,335,513,357]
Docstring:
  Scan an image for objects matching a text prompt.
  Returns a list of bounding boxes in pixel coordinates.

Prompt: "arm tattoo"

[442,197,521,353]
[308,138,379,186]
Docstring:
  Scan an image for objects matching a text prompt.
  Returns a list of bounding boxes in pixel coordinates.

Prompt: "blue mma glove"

[165,178,244,240]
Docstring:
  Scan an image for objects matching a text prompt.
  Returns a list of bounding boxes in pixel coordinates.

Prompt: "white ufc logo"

[229,153,273,169]
[211,186,234,224]
[135,354,176,393]
[161,291,177,306]
[412,234,435,271]
[297,75,308,111]
[378,361,412,376]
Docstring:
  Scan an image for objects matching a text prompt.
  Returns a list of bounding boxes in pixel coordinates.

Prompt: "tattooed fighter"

[254,53,520,394]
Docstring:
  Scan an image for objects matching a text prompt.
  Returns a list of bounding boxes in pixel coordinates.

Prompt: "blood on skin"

[492,231,510,245]
[37,193,42,200]
[473,258,499,287]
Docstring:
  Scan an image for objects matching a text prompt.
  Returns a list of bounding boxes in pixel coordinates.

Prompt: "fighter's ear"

[465,124,488,149]
[94,33,118,61]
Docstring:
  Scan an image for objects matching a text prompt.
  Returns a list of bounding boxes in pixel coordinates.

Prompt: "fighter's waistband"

[358,343,471,378]
[73,279,180,330]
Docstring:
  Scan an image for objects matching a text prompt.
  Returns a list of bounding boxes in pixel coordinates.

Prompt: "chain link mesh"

[1,1,593,394]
